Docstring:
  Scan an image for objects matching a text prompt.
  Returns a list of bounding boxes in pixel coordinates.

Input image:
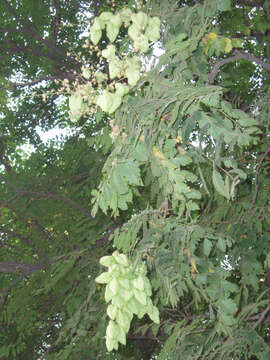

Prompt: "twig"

[208,50,270,84]
[0,277,23,306]
[52,0,61,42]
[252,305,270,329]
[251,145,270,205]
[0,261,52,305]
[40,344,56,360]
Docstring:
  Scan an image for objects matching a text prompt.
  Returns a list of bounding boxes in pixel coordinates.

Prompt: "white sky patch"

[143,43,165,71]
[36,126,74,143]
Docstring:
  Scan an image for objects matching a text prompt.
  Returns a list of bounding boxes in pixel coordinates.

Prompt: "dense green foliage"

[0,0,270,359]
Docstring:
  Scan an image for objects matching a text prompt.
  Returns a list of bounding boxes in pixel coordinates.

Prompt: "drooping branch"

[208,50,270,84]
[16,190,94,220]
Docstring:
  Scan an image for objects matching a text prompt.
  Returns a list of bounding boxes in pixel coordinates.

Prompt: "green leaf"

[203,238,213,257]
[182,111,198,143]
[231,38,242,48]
[217,0,231,12]
[116,325,127,345]
[128,23,141,41]
[175,154,193,166]
[118,277,131,290]
[217,238,226,252]
[106,23,120,42]
[109,59,122,79]
[120,8,133,22]
[132,143,149,162]
[106,320,117,339]
[96,90,122,114]
[117,159,142,186]
[134,34,149,53]
[212,169,229,199]
[133,288,147,305]
[82,67,91,79]
[132,276,145,291]
[145,17,161,42]
[69,94,83,113]
[219,298,237,315]
[112,251,129,266]
[131,11,148,29]
[106,337,115,352]
[92,17,105,31]
[115,83,129,97]
[118,288,133,302]
[126,297,141,315]
[95,271,112,284]
[107,304,118,320]
[111,170,129,195]
[108,277,119,295]
[96,90,113,113]
[99,11,113,23]
[237,116,258,127]
[95,71,108,84]
[102,45,116,61]
[116,309,131,333]
[224,175,231,200]
[90,29,102,45]
[110,13,122,28]
[125,58,141,86]
[110,94,122,114]
[186,200,199,211]
[105,286,114,303]
[148,305,160,324]
[100,255,116,267]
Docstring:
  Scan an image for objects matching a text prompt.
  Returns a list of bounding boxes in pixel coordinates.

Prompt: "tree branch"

[0,227,42,257]
[235,0,264,7]
[0,261,46,274]
[1,0,79,69]
[93,0,101,16]
[0,76,54,91]
[208,50,270,84]
[0,41,72,69]
[52,0,61,42]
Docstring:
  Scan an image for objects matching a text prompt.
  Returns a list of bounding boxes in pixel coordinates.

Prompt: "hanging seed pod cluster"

[95,251,160,351]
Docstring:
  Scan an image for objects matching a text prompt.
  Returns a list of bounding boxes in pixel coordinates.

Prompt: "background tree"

[0,0,270,359]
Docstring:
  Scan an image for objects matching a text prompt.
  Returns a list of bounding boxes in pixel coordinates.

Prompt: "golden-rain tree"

[0,0,270,359]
